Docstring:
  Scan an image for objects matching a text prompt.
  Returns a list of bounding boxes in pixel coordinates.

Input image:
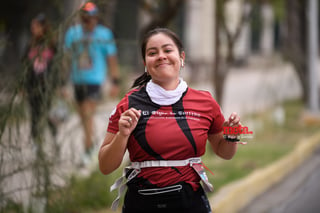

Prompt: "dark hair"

[131,28,184,88]
[30,13,56,48]
[34,13,47,25]
[32,13,49,34]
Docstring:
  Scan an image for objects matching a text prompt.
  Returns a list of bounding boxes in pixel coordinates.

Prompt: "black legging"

[122,182,212,213]
[27,83,55,140]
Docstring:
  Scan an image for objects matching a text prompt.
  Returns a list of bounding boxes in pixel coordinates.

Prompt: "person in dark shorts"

[64,2,120,165]
[74,84,101,103]
[98,28,243,212]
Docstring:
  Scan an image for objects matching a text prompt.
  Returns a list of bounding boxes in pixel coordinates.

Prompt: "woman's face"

[31,20,44,38]
[145,33,185,90]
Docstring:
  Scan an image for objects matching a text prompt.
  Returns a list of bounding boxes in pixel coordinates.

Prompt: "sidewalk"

[193,56,302,117]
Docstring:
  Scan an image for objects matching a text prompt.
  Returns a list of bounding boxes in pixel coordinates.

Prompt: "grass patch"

[47,169,124,213]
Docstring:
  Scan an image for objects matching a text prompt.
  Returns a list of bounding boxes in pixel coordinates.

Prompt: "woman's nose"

[157,50,167,60]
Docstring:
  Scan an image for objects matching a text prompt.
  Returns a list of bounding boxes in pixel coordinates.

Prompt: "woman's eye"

[165,49,172,53]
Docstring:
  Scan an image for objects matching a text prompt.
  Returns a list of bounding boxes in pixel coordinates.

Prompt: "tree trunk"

[213,0,251,104]
[282,0,308,104]
[213,0,222,103]
[140,0,184,38]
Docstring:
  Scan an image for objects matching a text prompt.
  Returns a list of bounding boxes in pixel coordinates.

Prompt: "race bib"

[78,48,92,70]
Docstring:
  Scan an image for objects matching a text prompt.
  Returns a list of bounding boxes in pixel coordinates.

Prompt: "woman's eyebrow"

[161,44,174,48]
[146,44,174,52]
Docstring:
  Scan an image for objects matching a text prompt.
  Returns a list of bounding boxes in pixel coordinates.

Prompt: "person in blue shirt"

[64,2,120,165]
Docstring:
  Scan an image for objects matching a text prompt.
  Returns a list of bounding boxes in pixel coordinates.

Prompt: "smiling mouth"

[156,63,170,67]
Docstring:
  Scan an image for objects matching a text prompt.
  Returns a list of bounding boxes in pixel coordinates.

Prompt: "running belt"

[110,157,213,211]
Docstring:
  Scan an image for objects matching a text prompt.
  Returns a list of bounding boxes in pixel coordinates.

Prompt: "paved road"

[239,145,320,213]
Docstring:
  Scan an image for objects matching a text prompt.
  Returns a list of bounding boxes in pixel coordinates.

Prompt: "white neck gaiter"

[146,78,188,105]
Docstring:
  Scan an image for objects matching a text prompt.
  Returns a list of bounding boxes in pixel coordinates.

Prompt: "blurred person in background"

[23,13,58,145]
[64,2,120,166]
[99,28,242,213]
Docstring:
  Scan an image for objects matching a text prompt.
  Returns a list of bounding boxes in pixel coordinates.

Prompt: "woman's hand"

[99,108,141,174]
[224,112,240,127]
[223,112,241,140]
[208,112,241,159]
[118,108,141,137]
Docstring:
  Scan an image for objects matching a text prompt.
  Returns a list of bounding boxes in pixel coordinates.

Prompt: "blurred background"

[0,0,319,212]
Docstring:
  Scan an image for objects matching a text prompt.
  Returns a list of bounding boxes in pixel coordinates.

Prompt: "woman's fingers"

[223,112,241,139]
[125,108,141,122]
[228,112,240,127]
[119,108,141,134]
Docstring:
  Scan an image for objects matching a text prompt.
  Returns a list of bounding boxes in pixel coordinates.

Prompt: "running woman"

[99,28,241,213]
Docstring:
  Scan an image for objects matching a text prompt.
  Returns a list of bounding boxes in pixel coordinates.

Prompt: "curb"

[209,132,320,213]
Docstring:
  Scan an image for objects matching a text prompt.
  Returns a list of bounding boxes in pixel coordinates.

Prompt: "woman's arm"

[208,132,238,160]
[98,108,141,174]
[208,112,240,160]
[98,132,130,174]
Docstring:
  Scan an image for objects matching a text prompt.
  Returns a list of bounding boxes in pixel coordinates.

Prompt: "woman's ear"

[180,51,185,61]
[180,51,185,67]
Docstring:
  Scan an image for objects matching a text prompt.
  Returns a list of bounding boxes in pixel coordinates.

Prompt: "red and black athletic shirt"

[108,86,225,190]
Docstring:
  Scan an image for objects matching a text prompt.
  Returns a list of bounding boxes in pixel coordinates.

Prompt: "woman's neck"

[146,78,188,105]
[152,79,180,91]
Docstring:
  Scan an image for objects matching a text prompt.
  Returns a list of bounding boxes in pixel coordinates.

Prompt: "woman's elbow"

[222,155,234,160]
[99,165,112,175]
[99,164,116,175]
[99,159,122,175]
[217,152,236,160]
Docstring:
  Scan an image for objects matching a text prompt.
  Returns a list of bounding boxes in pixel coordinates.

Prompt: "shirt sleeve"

[103,28,117,57]
[208,98,225,134]
[107,95,128,134]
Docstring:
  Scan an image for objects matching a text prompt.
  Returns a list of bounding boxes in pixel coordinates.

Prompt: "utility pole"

[308,0,319,113]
